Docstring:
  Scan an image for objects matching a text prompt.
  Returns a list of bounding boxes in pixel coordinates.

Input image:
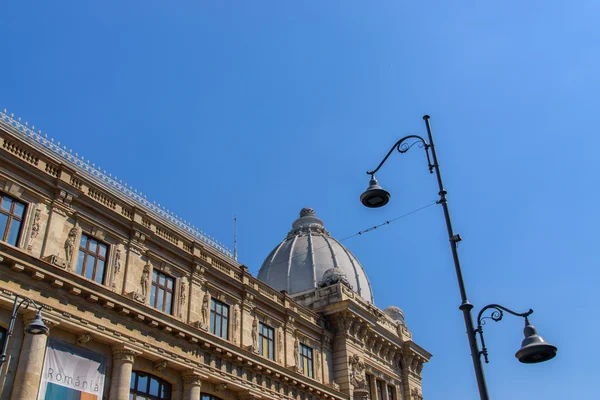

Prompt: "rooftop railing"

[0,109,234,259]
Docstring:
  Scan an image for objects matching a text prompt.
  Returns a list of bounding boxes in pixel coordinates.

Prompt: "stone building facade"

[0,109,430,400]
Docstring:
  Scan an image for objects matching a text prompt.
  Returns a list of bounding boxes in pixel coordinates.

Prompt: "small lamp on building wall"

[0,295,49,368]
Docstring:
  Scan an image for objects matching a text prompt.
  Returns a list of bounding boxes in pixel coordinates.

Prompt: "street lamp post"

[0,295,49,369]
[360,115,556,400]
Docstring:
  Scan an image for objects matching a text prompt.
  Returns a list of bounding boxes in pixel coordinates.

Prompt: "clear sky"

[1,1,598,399]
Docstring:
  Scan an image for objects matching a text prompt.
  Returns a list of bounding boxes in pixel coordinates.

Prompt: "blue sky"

[1,1,598,399]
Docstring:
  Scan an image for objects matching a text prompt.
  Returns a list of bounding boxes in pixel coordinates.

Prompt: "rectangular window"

[75,233,108,284]
[259,322,274,360]
[0,326,6,352]
[366,375,373,400]
[299,343,313,378]
[0,194,25,246]
[387,385,395,400]
[210,298,229,339]
[150,270,175,314]
[376,380,384,400]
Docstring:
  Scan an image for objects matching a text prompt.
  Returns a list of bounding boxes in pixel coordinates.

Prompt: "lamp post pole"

[420,116,490,400]
[360,115,557,399]
[361,115,492,398]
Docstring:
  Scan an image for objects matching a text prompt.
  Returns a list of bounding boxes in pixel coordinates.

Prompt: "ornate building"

[0,109,430,400]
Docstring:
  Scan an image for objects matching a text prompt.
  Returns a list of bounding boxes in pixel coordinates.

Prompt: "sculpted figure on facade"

[200,290,210,330]
[349,355,366,389]
[179,279,187,318]
[140,263,150,300]
[28,208,41,251]
[64,227,77,264]
[111,248,123,290]
[232,304,239,343]
[294,335,301,373]
[252,312,259,353]
[278,328,284,363]
[315,350,321,381]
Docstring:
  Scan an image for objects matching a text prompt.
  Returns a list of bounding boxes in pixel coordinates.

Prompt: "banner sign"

[37,339,107,400]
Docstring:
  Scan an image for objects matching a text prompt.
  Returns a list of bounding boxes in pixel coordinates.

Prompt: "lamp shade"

[360,176,390,208]
[515,322,557,364]
[25,311,49,335]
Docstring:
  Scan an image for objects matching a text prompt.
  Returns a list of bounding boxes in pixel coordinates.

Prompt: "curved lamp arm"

[0,295,45,367]
[475,304,534,363]
[366,135,434,176]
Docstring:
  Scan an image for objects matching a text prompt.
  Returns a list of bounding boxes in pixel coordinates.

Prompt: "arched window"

[130,371,171,400]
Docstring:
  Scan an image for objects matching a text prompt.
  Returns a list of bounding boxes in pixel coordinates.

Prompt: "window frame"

[210,298,229,339]
[366,374,373,400]
[376,379,384,400]
[150,269,175,314]
[0,326,7,353]
[0,193,26,247]
[299,343,314,378]
[130,371,172,400]
[259,322,275,360]
[387,384,395,400]
[75,233,109,284]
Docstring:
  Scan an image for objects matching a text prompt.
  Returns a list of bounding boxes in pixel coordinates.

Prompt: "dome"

[257,208,374,303]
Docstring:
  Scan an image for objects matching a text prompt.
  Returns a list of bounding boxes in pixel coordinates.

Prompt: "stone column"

[109,347,138,400]
[10,314,57,400]
[182,372,203,400]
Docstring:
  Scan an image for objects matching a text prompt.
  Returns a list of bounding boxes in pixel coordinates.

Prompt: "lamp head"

[360,176,391,208]
[515,321,557,364]
[25,311,49,335]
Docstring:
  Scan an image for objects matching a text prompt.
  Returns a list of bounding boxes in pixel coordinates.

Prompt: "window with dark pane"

[0,326,6,353]
[366,374,373,400]
[150,270,174,314]
[0,194,26,246]
[387,385,395,400]
[376,380,384,400]
[259,322,274,360]
[210,298,229,339]
[299,343,313,378]
[201,395,224,400]
[75,233,108,284]
[129,371,171,400]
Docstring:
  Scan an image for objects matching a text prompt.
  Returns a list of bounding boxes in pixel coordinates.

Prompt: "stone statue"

[27,208,41,251]
[140,264,150,300]
[115,248,122,273]
[294,336,300,372]
[179,279,187,318]
[278,328,284,362]
[315,350,321,380]
[64,227,77,264]
[232,305,239,342]
[201,290,210,330]
[349,355,366,389]
[252,313,259,353]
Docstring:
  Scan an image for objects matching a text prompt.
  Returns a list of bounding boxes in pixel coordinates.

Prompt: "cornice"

[0,247,346,400]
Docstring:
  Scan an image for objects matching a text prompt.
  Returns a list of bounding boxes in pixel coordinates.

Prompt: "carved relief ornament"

[349,355,366,389]
[113,349,136,363]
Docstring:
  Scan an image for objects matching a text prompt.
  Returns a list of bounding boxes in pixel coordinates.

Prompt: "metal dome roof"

[257,208,374,303]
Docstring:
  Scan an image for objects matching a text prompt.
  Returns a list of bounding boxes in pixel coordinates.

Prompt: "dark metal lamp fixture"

[0,295,49,369]
[476,304,557,365]
[361,115,557,400]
